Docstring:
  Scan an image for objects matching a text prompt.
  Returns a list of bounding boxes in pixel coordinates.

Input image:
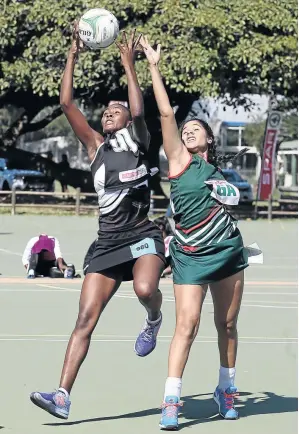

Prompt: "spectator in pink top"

[22,234,75,279]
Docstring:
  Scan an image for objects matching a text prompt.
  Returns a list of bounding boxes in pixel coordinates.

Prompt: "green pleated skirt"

[170,228,249,285]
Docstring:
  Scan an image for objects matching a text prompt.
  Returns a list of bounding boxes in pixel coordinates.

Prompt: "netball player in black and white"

[30,27,165,420]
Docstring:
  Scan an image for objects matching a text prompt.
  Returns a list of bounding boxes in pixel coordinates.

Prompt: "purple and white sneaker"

[134,313,162,357]
[30,390,70,419]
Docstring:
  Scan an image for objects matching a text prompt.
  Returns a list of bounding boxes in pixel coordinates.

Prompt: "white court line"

[0,337,296,344]
[117,290,298,296]
[0,334,296,340]
[0,248,22,256]
[0,288,297,297]
[37,284,78,291]
[23,285,299,298]
[0,286,297,309]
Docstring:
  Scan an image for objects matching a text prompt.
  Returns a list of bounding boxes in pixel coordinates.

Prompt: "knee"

[176,313,200,342]
[215,318,238,336]
[75,311,96,337]
[134,281,157,301]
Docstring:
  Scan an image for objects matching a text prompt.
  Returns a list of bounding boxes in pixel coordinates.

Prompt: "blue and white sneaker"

[159,395,182,430]
[27,269,35,279]
[134,313,162,357]
[213,386,239,419]
[30,390,71,419]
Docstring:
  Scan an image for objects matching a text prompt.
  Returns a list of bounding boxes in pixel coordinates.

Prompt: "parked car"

[159,148,253,205]
[0,158,54,192]
[221,169,253,205]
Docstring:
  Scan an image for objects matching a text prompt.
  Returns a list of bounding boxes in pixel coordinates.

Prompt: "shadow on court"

[44,391,298,428]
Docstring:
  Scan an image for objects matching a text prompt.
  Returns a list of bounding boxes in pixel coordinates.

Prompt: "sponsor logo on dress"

[130,237,157,258]
[119,164,147,182]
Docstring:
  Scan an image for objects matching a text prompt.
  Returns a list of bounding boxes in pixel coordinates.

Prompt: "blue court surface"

[0,215,297,433]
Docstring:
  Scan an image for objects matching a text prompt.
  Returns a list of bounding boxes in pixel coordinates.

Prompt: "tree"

[243,112,298,154]
[0,0,297,191]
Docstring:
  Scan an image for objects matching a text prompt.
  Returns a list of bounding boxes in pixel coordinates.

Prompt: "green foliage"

[243,112,298,153]
[243,116,266,153]
[0,0,297,109]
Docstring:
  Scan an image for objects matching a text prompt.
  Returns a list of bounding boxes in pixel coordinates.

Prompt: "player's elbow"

[60,92,73,110]
[60,100,72,112]
[160,110,175,119]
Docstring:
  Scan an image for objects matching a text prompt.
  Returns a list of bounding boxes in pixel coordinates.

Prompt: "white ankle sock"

[164,377,182,400]
[58,387,70,399]
[218,366,236,391]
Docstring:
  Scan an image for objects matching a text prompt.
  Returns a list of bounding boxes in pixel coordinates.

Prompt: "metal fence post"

[268,196,272,221]
[11,189,16,216]
[75,188,81,216]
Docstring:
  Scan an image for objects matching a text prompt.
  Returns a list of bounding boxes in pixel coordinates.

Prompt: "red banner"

[258,111,282,200]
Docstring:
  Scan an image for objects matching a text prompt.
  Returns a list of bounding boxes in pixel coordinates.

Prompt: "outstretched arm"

[116,31,150,148]
[60,23,103,162]
[140,36,190,174]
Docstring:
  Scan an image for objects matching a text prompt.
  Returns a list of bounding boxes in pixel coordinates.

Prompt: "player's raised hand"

[116,29,142,66]
[139,35,161,66]
[69,21,84,57]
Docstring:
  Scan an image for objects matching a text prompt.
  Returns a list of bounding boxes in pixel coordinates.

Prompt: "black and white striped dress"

[86,123,165,280]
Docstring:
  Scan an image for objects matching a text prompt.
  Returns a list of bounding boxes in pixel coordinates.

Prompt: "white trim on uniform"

[174,207,224,244]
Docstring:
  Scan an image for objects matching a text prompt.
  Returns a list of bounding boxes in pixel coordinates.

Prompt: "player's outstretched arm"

[116,30,150,148]
[140,36,190,173]
[60,22,103,162]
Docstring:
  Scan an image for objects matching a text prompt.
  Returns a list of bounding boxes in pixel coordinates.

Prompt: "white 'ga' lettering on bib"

[205,180,240,206]
[119,164,147,183]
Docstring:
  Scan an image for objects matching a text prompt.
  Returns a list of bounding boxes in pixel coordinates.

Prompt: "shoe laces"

[160,401,183,419]
[223,390,239,410]
[54,390,68,408]
[142,324,154,342]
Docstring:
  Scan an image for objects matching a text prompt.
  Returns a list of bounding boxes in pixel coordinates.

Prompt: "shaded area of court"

[0,216,297,433]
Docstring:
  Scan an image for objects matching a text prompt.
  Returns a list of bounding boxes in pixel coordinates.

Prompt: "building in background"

[277,140,298,189]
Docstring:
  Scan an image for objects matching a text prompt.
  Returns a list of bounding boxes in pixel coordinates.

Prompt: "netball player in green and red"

[141,36,249,429]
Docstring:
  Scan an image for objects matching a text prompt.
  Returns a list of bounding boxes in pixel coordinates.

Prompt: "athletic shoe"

[213,386,239,419]
[27,269,35,279]
[159,395,182,430]
[30,390,70,419]
[134,313,162,357]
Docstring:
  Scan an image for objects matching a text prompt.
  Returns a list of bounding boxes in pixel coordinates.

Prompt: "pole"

[11,189,16,216]
[75,188,81,216]
[268,195,272,221]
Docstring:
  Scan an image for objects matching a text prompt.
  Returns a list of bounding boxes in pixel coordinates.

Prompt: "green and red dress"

[169,154,249,285]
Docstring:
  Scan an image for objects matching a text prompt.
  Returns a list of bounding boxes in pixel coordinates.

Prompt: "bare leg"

[132,255,164,321]
[168,284,208,377]
[210,271,244,368]
[59,272,122,392]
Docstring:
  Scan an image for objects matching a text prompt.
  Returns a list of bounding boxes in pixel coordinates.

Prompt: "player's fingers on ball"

[73,20,79,34]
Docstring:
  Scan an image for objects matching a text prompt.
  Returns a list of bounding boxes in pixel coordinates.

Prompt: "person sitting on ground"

[22,234,75,279]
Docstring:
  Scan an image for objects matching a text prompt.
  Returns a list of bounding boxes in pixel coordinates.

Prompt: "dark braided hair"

[179,118,249,168]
